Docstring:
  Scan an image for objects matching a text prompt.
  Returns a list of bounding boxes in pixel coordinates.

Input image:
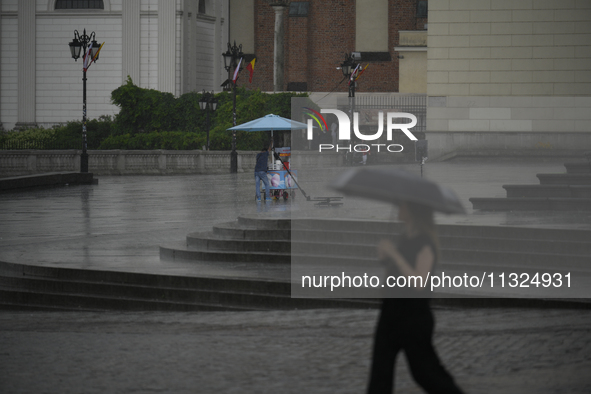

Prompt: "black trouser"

[367,301,463,394]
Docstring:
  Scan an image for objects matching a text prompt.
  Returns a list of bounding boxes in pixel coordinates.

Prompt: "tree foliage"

[2,78,309,151]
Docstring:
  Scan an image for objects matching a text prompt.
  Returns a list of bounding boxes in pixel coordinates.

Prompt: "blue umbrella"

[227,114,309,132]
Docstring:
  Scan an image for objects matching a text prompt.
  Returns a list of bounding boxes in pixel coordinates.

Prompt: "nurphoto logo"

[303,108,418,153]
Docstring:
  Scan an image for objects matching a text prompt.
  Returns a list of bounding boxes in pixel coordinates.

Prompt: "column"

[158,0,176,94]
[272,5,287,92]
[17,0,36,128]
[122,0,141,84]
[213,0,224,91]
[0,11,3,129]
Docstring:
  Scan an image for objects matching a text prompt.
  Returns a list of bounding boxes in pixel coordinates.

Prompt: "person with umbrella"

[331,168,465,393]
[368,200,464,393]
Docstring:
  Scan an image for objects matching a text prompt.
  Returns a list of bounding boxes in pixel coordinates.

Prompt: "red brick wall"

[240,0,427,93]
[246,0,276,91]
[285,14,308,87]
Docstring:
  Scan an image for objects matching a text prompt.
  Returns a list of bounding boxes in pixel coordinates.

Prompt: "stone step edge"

[0,282,377,311]
[0,289,257,312]
[169,240,591,262]
[0,261,288,290]
[0,301,98,312]
[233,217,591,241]
[469,197,591,212]
[503,184,591,189]
[0,277,365,311]
[159,247,591,275]
[159,243,291,263]
[293,252,591,272]
[0,272,293,300]
[212,222,591,244]
[189,231,591,250]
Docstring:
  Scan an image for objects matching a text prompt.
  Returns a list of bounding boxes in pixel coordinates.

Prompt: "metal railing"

[350,94,427,132]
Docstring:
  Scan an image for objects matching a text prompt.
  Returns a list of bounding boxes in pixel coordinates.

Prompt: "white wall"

[1,17,18,128]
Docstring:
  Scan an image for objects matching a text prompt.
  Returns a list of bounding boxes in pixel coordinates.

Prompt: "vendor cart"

[261,147,297,200]
[227,114,308,202]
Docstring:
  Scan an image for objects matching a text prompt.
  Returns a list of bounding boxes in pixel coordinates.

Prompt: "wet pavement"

[1,158,591,393]
[1,158,589,277]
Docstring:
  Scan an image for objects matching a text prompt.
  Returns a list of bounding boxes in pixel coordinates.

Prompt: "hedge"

[1,78,315,151]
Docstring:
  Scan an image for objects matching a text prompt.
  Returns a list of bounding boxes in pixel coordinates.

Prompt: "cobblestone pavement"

[1,307,590,394]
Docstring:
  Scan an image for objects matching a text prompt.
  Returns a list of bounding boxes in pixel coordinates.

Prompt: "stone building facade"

[425,0,591,158]
[0,0,229,130]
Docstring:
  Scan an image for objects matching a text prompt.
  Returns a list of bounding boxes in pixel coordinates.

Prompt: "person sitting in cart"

[255,143,272,202]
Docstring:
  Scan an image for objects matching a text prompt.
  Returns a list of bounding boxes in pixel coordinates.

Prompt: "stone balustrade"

[0,150,343,177]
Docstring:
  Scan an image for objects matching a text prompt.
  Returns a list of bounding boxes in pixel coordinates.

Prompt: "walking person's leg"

[368,301,403,394]
[403,311,463,394]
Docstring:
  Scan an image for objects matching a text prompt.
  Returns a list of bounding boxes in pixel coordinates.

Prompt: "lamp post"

[340,53,357,98]
[199,90,218,151]
[340,53,358,165]
[222,41,244,173]
[68,29,100,173]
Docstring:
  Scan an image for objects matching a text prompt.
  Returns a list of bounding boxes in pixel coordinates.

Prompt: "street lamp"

[340,53,358,98]
[199,90,218,151]
[222,41,244,173]
[340,53,358,165]
[69,29,100,173]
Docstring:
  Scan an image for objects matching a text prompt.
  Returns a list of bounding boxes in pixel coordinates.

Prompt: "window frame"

[51,0,109,12]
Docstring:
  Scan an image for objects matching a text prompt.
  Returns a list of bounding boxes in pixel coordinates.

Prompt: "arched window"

[55,0,104,9]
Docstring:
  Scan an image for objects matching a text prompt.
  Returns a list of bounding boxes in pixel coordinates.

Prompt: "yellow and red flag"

[83,42,105,72]
[92,42,105,62]
[355,64,369,80]
[246,58,256,83]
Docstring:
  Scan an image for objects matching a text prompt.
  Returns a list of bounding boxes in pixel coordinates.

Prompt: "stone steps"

[164,216,591,276]
[0,261,375,311]
[471,159,591,210]
[4,216,591,311]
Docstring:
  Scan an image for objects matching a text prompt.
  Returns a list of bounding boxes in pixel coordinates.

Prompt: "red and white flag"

[82,45,93,72]
[232,58,243,83]
[349,64,361,85]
